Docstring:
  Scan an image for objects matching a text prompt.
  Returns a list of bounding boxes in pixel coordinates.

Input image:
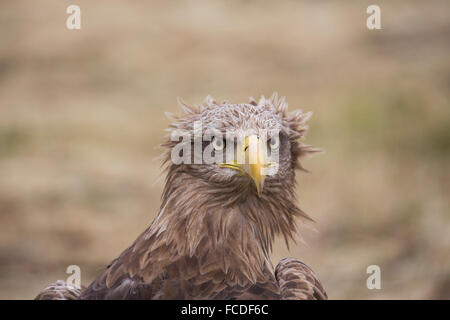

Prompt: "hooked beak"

[219,135,273,197]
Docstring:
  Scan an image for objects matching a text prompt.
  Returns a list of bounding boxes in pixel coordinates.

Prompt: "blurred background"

[0,0,449,299]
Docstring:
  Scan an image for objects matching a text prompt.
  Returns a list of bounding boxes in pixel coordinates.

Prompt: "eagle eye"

[211,136,225,151]
[268,136,280,150]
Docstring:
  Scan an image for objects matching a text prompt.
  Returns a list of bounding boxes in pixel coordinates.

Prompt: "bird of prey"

[36,94,327,300]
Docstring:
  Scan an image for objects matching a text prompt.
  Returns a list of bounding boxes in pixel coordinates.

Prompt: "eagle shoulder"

[35,280,83,300]
[275,257,327,300]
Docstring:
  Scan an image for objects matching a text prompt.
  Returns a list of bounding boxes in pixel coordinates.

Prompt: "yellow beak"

[219,135,269,197]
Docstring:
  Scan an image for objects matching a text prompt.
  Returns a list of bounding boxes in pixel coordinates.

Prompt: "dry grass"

[0,0,449,299]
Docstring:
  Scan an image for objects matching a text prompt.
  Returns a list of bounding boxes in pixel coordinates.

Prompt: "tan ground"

[0,0,449,299]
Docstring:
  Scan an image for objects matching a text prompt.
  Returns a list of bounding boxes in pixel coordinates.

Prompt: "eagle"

[35,94,327,300]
